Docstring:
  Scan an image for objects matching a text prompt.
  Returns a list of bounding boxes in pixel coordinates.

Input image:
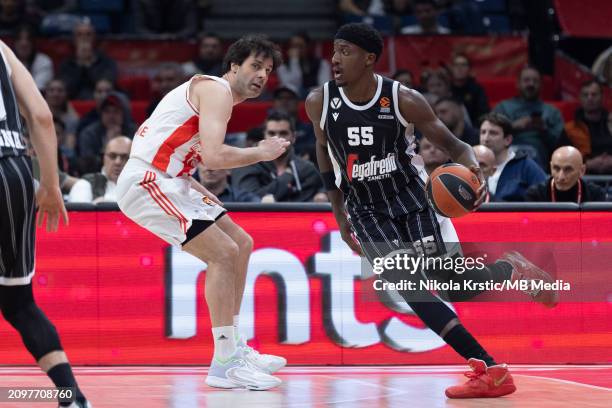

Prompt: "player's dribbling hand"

[469,165,487,209]
[338,217,362,255]
[36,183,69,232]
[258,136,290,161]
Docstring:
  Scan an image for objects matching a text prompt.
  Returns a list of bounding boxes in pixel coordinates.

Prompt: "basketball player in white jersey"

[116,36,289,390]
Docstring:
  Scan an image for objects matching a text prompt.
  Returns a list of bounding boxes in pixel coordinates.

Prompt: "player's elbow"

[27,104,53,130]
[201,151,221,170]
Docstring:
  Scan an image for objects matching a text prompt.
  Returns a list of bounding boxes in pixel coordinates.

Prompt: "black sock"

[444,324,497,367]
[47,363,86,406]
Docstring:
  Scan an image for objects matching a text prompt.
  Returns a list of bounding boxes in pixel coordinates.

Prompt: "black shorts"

[0,156,36,285]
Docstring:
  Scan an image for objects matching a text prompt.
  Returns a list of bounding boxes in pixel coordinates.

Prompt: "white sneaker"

[205,350,282,390]
[237,336,287,374]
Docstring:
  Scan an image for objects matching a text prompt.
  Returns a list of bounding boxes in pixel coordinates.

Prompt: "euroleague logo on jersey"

[379,96,391,114]
[347,153,398,182]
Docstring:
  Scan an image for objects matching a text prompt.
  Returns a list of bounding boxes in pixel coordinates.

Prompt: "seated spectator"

[69,136,132,203]
[245,126,264,148]
[58,19,118,99]
[0,0,36,35]
[339,0,388,16]
[78,92,136,157]
[493,66,564,168]
[525,146,606,202]
[232,111,326,202]
[147,62,185,116]
[561,80,612,174]
[393,68,414,88]
[434,97,479,145]
[53,116,75,174]
[592,45,612,87]
[272,86,316,161]
[450,53,489,125]
[76,78,115,135]
[472,144,496,203]
[479,112,546,201]
[133,0,197,38]
[44,78,79,138]
[12,25,53,90]
[423,68,472,125]
[277,32,331,98]
[419,136,450,174]
[197,165,260,203]
[182,32,224,77]
[400,0,450,34]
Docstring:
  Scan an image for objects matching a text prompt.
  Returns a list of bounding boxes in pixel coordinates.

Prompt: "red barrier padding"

[117,76,152,100]
[0,210,609,365]
[483,76,556,108]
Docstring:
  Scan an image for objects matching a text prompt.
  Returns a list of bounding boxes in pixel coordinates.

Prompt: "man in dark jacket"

[479,112,546,201]
[525,146,607,202]
[58,19,118,100]
[232,111,326,202]
[198,165,260,203]
[450,54,489,125]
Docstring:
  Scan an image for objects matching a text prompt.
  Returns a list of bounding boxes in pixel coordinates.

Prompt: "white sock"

[233,315,241,341]
[212,326,236,362]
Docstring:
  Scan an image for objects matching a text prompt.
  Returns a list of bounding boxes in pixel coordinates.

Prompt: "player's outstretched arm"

[192,80,289,170]
[1,41,68,231]
[398,86,487,207]
[306,88,361,254]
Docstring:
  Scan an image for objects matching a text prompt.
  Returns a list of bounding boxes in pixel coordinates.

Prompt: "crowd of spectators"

[4,1,611,205]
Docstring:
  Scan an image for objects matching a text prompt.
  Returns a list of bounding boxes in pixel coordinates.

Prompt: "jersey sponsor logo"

[347,153,398,182]
[331,97,342,110]
[332,112,340,121]
[378,114,394,120]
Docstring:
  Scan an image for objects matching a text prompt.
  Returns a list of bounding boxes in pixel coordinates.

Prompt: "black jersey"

[0,46,26,159]
[322,75,426,214]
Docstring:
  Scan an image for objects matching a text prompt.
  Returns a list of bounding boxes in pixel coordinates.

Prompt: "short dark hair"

[222,35,282,74]
[392,69,413,80]
[265,110,295,132]
[480,112,512,137]
[452,53,471,67]
[435,96,462,107]
[335,23,384,61]
[415,0,436,7]
[580,78,603,91]
[198,31,221,42]
[518,64,541,79]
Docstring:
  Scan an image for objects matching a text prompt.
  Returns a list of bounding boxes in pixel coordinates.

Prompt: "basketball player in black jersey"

[0,41,91,407]
[306,24,555,399]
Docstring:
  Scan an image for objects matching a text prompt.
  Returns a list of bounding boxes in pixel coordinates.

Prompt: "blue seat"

[482,14,511,33]
[471,0,507,13]
[83,14,111,33]
[79,0,123,13]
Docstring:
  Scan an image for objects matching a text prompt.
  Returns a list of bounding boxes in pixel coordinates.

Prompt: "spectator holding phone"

[493,66,563,168]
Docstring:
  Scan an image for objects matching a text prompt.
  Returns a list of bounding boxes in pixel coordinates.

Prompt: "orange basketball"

[426,164,481,218]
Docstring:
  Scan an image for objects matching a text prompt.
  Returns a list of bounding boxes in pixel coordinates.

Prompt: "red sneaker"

[500,251,559,307]
[445,358,517,399]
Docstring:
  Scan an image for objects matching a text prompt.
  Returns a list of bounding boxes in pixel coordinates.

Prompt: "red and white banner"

[0,211,610,365]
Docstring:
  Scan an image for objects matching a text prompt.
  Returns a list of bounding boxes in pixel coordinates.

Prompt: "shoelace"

[464,370,486,385]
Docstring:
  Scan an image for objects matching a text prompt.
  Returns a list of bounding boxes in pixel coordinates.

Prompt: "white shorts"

[116,158,226,246]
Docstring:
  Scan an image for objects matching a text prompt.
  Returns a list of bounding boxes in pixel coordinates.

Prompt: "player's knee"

[210,240,240,267]
[238,232,254,255]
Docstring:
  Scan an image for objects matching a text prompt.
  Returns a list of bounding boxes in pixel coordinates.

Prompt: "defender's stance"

[116,36,288,390]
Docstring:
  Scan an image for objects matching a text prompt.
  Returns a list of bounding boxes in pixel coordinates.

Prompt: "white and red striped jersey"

[130,75,232,177]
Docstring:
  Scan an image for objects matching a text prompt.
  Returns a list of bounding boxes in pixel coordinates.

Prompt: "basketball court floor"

[1,365,610,407]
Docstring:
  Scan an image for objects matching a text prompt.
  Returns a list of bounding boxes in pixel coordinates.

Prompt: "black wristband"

[320,171,338,191]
